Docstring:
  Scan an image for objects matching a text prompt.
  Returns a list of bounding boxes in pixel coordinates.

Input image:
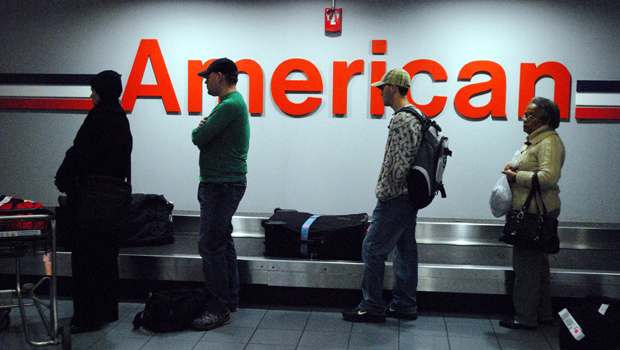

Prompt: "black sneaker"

[386,307,418,321]
[342,307,386,323]
[192,311,231,331]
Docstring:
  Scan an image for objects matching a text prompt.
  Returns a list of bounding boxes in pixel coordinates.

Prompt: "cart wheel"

[60,324,72,350]
[0,313,10,330]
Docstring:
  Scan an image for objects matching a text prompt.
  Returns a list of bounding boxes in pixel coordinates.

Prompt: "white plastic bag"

[489,150,521,217]
[490,175,511,217]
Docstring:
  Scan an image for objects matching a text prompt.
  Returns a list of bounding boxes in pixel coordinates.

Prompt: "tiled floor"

[1,298,561,350]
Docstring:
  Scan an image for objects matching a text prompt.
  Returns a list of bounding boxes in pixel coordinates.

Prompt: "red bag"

[0,195,45,231]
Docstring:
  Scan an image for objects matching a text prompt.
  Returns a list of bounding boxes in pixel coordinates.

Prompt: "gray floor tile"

[228,308,267,328]
[349,329,399,349]
[199,325,255,344]
[416,313,446,323]
[498,337,555,350]
[244,345,296,350]
[448,335,502,350]
[400,320,448,337]
[149,328,204,342]
[88,334,150,350]
[142,337,200,350]
[298,330,350,348]
[258,309,310,330]
[351,319,399,334]
[305,311,352,332]
[249,328,303,346]
[447,322,497,338]
[400,334,450,350]
[193,343,247,350]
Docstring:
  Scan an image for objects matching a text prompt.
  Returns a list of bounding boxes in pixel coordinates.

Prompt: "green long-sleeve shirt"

[192,91,250,182]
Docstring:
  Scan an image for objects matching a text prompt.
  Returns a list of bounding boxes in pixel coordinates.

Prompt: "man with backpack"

[343,68,422,323]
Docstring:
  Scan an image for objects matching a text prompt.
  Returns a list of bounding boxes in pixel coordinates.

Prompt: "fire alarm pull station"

[325,6,342,32]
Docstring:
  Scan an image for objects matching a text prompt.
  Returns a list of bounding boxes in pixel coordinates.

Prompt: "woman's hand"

[502,163,518,184]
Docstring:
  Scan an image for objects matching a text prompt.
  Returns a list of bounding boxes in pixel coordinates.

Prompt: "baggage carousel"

[2,213,619,298]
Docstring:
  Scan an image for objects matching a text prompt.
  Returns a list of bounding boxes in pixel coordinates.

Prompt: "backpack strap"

[398,105,441,132]
[133,311,144,330]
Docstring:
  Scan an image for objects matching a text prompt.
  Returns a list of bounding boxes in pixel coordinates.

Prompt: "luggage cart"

[0,208,71,349]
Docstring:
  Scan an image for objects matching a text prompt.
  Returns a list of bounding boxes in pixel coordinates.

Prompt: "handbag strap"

[531,173,549,215]
[520,173,547,215]
[520,177,538,212]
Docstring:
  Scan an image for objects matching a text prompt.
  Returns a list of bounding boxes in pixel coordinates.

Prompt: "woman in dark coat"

[55,70,132,333]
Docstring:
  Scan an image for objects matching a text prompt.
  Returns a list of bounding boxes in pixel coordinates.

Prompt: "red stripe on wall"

[575,107,620,120]
[0,98,93,111]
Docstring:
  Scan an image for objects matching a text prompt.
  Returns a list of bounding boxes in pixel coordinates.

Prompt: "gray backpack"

[400,105,452,209]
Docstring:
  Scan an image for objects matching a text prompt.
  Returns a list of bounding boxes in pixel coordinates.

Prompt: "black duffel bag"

[133,288,207,333]
[122,193,175,247]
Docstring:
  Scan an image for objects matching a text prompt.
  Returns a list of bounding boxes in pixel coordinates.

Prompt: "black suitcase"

[262,208,368,261]
[559,296,620,350]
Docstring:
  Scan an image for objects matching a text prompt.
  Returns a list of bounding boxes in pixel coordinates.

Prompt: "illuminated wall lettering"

[455,61,507,119]
[403,59,448,118]
[333,60,364,116]
[122,39,180,113]
[271,59,323,117]
[118,39,574,120]
[519,62,571,119]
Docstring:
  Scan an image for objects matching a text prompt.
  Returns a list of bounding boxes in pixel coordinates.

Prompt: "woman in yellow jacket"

[500,97,566,330]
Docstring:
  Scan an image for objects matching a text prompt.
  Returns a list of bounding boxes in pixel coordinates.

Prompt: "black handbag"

[499,173,560,254]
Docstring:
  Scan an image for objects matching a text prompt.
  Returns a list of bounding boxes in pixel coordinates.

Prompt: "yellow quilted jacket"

[511,126,566,214]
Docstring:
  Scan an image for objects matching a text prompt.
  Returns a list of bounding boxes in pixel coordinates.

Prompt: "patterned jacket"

[375,106,423,201]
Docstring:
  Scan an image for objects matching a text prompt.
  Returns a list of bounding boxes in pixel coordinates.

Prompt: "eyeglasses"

[522,113,538,121]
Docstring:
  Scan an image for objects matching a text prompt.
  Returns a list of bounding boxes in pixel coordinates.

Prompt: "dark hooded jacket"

[55,72,132,194]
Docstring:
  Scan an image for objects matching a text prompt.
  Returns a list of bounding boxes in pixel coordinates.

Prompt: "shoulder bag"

[499,173,560,254]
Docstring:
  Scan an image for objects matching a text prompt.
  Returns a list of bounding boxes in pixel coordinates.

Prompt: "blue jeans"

[197,179,246,316]
[359,196,418,315]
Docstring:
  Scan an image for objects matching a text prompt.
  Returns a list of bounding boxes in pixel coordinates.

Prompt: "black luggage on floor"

[122,194,175,247]
[559,296,620,350]
[262,208,368,261]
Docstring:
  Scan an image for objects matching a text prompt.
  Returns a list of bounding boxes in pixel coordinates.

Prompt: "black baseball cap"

[197,58,238,77]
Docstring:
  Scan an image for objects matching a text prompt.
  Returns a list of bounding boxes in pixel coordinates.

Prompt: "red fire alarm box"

[325,8,342,32]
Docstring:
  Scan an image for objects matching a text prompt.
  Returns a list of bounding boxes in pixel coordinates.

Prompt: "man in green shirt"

[191,58,250,331]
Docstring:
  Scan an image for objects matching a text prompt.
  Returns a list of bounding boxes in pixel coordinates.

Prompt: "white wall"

[1,0,619,223]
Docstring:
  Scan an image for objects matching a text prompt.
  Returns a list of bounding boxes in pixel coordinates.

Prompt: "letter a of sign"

[122,39,181,113]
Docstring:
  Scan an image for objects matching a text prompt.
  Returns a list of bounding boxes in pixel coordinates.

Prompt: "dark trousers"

[66,194,121,327]
[197,179,246,316]
[71,238,120,326]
